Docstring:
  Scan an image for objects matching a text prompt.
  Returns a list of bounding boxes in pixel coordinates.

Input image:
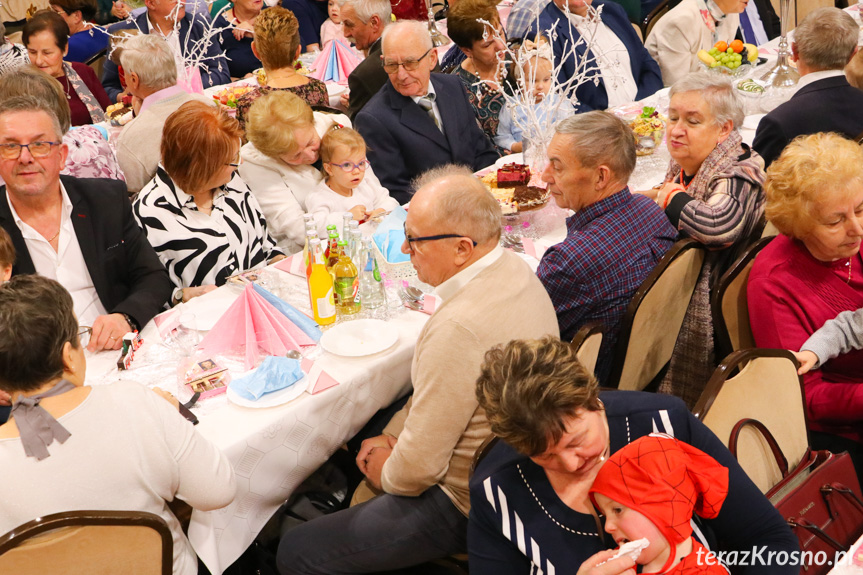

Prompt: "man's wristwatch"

[121,312,139,332]
[172,287,185,306]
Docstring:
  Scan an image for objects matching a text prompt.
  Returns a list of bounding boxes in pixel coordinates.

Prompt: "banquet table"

[84,260,430,574]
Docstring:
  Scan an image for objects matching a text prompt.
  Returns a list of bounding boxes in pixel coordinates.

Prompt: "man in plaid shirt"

[538,112,677,384]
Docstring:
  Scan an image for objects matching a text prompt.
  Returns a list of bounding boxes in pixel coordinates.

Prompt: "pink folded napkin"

[198,284,317,370]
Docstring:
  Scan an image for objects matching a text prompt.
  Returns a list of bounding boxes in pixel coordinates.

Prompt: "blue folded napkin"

[372,206,411,264]
[253,284,323,341]
[230,356,305,401]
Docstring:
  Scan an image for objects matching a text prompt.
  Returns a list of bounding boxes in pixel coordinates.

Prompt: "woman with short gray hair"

[640,72,766,406]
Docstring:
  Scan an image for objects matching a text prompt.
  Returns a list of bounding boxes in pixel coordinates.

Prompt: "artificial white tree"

[477,3,627,170]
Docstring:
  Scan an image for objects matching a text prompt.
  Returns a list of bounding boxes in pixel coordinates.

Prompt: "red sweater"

[748,234,863,441]
[57,61,111,126]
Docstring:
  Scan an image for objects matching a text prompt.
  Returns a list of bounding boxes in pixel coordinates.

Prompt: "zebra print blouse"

[133,167,283,289]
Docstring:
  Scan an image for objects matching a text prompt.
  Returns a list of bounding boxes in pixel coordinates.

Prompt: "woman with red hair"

[133,101,284,305]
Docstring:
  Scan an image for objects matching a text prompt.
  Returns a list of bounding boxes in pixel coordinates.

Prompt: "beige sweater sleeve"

[380,319,483,496]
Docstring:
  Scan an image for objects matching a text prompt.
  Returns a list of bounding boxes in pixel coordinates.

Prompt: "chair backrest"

[0,510,172,575]
[570,321,604,377]
[693,349,809,494]
[641,0,670,38]
[470,435,500,478]
[606,238,705,391]
[630,22,644,42]
[711,236,773,360]
[86,48,109,81]
[761,220,779,239]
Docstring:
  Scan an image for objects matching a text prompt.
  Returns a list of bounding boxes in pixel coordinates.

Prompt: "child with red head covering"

[589,434,730,574]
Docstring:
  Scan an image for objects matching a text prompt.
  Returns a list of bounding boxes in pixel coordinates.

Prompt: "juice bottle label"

[316,288,336,319]
[334,277,356,303]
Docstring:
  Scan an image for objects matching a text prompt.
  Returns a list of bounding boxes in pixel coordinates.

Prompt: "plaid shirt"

[506,0,550,39]
[538,189,677,383]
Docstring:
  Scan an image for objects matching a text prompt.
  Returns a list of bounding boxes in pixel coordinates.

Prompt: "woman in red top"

[748,132,863,473]
[23,10,110,127]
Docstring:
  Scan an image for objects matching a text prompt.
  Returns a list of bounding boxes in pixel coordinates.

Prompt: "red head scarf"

[589,434,729,572]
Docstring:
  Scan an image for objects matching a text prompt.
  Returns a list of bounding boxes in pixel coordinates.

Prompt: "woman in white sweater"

[0,275,236,575]
[645,0,744,86]
[239,91,389,254]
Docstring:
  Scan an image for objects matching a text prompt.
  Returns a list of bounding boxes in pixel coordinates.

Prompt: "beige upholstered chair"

[761,220,779,239]
[693,349,808,494]
[570,321,604,378]
[0,510,172,575]
[641,0,669,39]
[712,236,774,360]
[605,238,705,391]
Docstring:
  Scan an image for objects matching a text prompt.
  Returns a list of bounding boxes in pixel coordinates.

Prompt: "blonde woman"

[749,132,863,477]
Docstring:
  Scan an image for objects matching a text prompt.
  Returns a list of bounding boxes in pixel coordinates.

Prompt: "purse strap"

[789,518,849,552]
[729,418,789,477]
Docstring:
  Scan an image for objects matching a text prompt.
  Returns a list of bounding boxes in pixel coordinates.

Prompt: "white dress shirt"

[796,69,847,91]
[6,183,107,325]
[568,11,638,107]
[435,245,504,301]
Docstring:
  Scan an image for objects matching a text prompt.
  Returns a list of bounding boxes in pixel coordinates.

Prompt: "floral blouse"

[62,126,125,181]
[236,80,329,133]
[133,167,283,289]
[453,66,513,155]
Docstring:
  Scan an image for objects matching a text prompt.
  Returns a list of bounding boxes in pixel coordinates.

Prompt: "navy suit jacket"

[529,0,663,111]
[752,75,863,168]
[0,177,173,328]
[102,12,230,102]
[354,73,501,204]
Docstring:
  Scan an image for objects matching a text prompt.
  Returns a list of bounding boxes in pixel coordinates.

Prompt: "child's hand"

[350,205,367,221]
[510,142,523,153]
[366,208,386,219]
[793,350,819,375]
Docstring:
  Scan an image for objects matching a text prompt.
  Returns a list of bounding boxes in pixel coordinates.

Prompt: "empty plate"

[320,319,399,357]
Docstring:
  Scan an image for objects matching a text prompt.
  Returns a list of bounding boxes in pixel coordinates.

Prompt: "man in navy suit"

[753,7,863,168]
[0,96,172,352]
[529,0,663,111]
[354,20,500,204]
[102,0,230,103]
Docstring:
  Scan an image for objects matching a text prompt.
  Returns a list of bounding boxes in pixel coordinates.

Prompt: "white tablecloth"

[85,264,429,574]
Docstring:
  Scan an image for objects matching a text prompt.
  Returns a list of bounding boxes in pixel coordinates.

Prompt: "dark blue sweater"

[469,391,800,575]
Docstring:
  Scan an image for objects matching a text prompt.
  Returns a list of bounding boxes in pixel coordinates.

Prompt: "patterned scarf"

[63,62,108,124]
[664,130,766,203]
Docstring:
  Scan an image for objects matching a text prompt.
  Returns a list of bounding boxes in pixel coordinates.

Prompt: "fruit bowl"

[698,40,759,78]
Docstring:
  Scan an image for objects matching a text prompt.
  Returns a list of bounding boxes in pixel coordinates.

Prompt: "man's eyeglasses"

[382,48,433,74]
[328,159,370,172]
[403,223,477,250]
[0,141,60,160]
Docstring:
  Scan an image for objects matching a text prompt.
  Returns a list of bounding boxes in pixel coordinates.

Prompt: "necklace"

[846,257,853,284]
[47,227,61,242]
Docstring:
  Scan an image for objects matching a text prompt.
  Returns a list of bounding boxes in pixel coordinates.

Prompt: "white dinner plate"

[320,319,399,357]
[226,374,308,408]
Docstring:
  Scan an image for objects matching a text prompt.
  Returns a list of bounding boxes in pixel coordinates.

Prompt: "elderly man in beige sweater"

[115,34,213,195]
[276,166,559,575]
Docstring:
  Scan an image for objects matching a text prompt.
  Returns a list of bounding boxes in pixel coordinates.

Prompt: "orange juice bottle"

[307,239,336,325]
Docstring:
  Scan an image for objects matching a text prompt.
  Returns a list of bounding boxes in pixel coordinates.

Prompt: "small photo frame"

[183,358,230,399]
